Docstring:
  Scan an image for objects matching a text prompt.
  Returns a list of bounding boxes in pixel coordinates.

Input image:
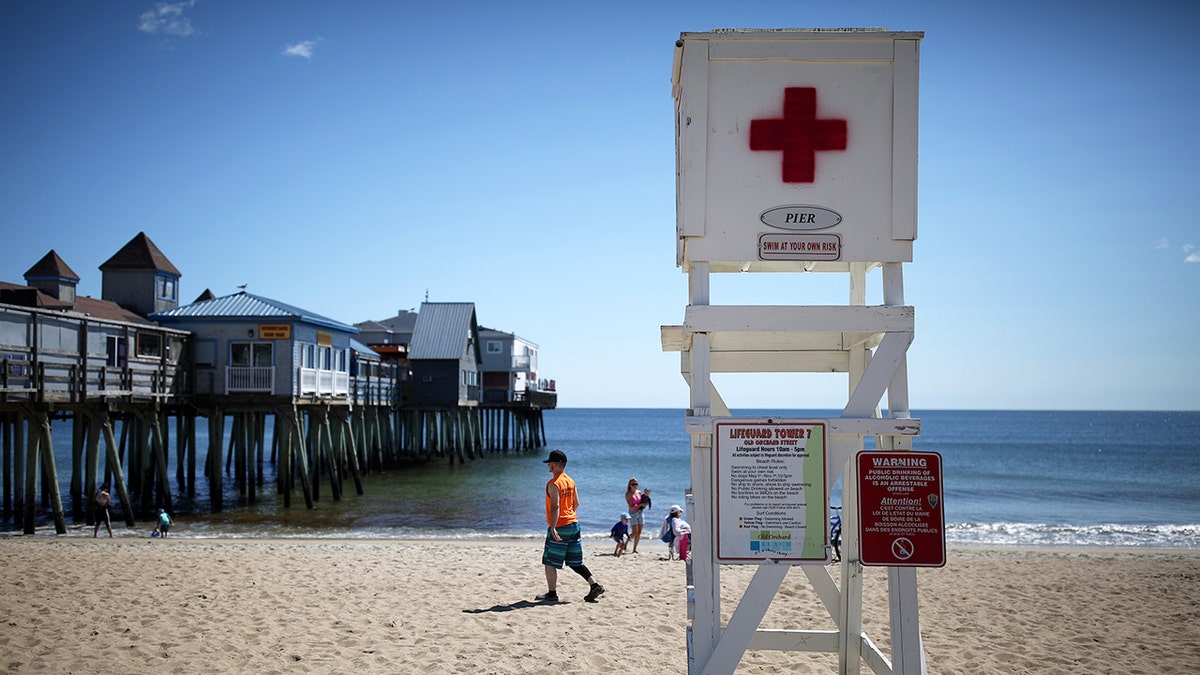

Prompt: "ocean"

[7,409,1200,548]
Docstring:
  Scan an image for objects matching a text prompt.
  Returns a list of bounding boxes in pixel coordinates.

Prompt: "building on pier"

[2,237,190,402]
[149,291,359,402]
[479,327,556,409]
[408,302,481,408]
[354,309,417,352]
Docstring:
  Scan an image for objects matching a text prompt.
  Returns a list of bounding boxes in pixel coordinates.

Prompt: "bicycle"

[830,505,843,563]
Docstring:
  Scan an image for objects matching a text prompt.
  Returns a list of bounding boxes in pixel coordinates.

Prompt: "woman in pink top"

[624,478,645,553]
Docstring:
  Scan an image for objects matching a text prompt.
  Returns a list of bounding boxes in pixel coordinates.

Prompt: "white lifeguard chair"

[661,28,928,674]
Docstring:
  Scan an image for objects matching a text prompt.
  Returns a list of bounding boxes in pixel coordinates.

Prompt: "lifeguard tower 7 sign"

[672,28,922,271]
[714,419,827,563]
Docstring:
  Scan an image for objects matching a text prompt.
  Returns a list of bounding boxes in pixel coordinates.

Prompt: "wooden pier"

[1,303,550,533]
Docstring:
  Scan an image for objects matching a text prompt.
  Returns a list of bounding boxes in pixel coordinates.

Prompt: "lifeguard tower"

[661,28,933,673]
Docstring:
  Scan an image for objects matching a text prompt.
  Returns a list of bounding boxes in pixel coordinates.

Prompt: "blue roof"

[150,291,357,333]
[350,338,379,358]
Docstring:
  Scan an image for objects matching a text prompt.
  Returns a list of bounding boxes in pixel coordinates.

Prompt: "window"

[231,342,272,367]
[1,351,26,377]
[487,340,503,354]
[136,332,162,358]
[106,336,127,368]
[194,340,216,368]
[156,273,178,302]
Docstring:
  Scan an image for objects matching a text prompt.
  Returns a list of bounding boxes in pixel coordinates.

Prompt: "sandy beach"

[1,537,1197,674]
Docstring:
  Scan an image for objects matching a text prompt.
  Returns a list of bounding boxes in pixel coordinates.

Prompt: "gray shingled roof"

[24,250,80,281]
[375,311,418,331]
[0,282,155,325]
[99,232,182,275]
[409,302,476,360]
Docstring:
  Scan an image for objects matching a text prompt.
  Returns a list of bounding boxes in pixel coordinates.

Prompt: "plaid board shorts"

[542,522,584,569]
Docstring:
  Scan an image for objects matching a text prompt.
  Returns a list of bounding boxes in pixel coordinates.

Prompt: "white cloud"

[1184,244,1196,253]
[1185,247,1199,264]
[282,38,322,60]
[1154,238,1170,249]
[139,1,199,36]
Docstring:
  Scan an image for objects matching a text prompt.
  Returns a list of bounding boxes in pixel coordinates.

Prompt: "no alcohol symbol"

[891,537,915,561]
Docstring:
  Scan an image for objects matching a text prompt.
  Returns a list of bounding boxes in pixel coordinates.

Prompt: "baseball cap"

[542,449,567,464]
[670,504,683,514]
[620,513,630,520]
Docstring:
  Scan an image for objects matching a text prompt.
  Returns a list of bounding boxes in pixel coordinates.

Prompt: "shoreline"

[7,534,1200,553]
[2,539,1198,673]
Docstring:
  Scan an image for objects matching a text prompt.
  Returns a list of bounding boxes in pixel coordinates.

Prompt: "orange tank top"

[546,473,578,527]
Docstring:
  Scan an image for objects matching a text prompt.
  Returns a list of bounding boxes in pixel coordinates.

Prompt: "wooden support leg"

[290,408,314,509]
[35,411,67,534]
[100,413,136,527]
[340,414,364,496]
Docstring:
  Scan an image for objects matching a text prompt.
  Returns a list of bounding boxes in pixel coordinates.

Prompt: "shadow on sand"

[463,599,567,613]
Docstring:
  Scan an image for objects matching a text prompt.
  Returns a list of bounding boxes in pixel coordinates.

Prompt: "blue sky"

[1,1,1196,410]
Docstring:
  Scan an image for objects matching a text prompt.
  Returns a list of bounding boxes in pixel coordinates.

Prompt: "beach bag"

[661,515,675,543]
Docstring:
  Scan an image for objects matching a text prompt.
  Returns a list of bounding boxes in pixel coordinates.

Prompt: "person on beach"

[624,477,646,553]
[641,487,652,513]
[660,505,691,561]
[156,508,172,538]
[610,513,631,557]
[538,449,606,604]
[93,484,113,538]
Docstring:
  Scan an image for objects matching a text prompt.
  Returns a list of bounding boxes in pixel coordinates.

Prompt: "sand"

[1,537,1197,674]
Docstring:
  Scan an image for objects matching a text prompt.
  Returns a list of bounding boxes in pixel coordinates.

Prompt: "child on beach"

[155,508,172,538]
[93,484,113,538]
[660,505,691,561]
[610,513,631,557]
[641,488,652,512]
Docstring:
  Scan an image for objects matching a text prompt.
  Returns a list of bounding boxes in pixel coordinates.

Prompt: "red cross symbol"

[750,87,847,183]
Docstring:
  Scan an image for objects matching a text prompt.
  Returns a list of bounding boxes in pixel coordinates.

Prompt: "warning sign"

[857,451,945,567]
[759,233,842,261]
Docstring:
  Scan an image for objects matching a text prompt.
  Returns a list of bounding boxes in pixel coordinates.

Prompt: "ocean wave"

[946,522,1200,549]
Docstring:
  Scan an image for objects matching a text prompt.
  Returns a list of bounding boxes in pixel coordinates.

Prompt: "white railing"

[226,366,275,393]
[298,367,350,397]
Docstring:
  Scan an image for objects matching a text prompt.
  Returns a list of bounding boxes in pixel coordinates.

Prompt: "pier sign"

[714,419,828,563]
[857,451,945,567]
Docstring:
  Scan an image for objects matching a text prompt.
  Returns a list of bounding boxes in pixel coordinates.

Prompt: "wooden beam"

[685,305,913,333]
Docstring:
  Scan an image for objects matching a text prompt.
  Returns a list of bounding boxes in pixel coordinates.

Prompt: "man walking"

[537,449,605,603]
